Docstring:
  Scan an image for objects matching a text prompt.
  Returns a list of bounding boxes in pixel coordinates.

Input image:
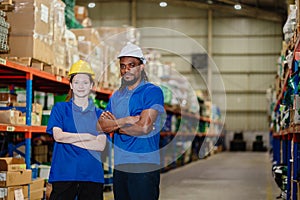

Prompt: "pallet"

[7,57,53,73]
[6,57,68,77]
[0,0,14,12]
[53,65,68,77]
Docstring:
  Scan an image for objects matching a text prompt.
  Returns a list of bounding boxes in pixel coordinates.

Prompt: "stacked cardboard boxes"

[3,0,69,73]
[70,28,104,83]
[53,0,67,69]
[29,178,44,200]
[33,145,48,163]
[4,0,55,64]
[0,157,31,200]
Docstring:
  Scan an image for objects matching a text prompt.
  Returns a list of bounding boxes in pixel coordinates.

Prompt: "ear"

[70,83,73,90]
[140,64,145,71]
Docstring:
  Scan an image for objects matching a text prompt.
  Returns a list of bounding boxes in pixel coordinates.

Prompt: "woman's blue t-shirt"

[46,99,104,183]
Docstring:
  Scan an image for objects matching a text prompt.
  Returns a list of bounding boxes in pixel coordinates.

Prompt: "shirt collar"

[125,80,146,93]
[71,98,95,112]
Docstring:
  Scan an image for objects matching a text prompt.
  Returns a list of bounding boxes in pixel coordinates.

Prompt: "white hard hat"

[118,43,146,64]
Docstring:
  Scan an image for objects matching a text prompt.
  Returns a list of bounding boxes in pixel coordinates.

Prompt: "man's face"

[119,57,144,86]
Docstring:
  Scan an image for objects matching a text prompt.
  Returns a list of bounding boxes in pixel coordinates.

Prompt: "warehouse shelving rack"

[272,28,300,199]
[0,58,112,169]
[160,105,225,171]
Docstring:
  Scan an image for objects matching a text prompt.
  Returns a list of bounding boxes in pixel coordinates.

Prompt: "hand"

[100,111,116,120]
[96,134,106,141]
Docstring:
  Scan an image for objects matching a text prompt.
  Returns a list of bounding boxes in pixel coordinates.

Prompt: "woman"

[46,60,106,200]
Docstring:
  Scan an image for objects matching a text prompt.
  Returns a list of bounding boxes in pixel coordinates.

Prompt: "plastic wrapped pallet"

[62,0,83,29]
[64,29,80,70]
[53,0,67,69]
[4,0,55,65]
[70,28,104,83]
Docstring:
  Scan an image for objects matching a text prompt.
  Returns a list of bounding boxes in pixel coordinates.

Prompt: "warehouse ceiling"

[76,0,289,22]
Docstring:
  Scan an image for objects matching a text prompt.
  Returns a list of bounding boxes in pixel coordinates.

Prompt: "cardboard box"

[31,112,42,126]
[70,28,102,81]
[4,36,54,66]
[30,188,44,200]
[4,0,54,64]
[95,26,139,44]
[74,5,89,22]
[0,170,32,187]
[17,115,26,125]
[0,93,17,104]
[0,185,29,200]
[30,178,44,199]
[70,28,101,51]
[0,158,26,172]
[31,178,44,191]
[53,0,67,69]
[0,110,21,125]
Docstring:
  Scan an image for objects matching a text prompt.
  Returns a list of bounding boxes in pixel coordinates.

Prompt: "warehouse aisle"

[159,152,280,200]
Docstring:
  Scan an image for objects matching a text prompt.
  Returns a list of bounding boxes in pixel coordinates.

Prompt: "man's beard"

[121,76,139,87]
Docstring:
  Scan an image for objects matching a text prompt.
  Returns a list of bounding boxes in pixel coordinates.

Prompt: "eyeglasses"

[120,63,141,70]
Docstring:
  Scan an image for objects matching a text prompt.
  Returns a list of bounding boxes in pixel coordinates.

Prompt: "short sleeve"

[143,85,165,113]
[46,103,63,135]
[95,107,103,118]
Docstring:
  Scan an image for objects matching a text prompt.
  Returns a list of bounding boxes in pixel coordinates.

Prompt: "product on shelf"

[0,9,9,52]
[62,0,83,29]
[4,0,55,65]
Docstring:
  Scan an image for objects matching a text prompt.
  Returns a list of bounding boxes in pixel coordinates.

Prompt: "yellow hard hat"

[68,60,95,79]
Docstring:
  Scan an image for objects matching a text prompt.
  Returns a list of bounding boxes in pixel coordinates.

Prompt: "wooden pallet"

[0,0,14,12]
[7,57,55,74]
[7,57,69,77]
[53,65,68,77]
[8,57,53,73]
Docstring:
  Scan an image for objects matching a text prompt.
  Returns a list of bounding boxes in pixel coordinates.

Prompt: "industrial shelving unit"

[160,105,225,171]
[0,58,112,169]
[272,23,300,199]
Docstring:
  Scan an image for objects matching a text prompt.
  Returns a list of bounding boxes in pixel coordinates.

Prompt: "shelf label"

[56,76,62,82]
[6,126,15,132]
[0,58,6,65]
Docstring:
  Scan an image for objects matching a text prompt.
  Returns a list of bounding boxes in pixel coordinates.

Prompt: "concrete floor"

[160,152,281,200]
[104,152,281,200]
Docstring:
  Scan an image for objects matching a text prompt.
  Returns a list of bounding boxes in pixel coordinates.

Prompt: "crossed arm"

[97,109,158,136]
[52,127,106,151]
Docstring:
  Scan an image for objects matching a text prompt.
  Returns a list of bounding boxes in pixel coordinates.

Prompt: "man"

[97,43,165,200]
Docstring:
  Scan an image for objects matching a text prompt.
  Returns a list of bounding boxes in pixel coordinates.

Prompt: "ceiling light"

[159,2,167,7]
[207,0,213,4]
[234,3,242,10]
[88,2,96,8]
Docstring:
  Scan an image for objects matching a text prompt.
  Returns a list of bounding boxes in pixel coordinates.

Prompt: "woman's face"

[70,74,93,98]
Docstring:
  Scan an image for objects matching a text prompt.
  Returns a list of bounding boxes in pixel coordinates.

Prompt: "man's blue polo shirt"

[46,99,104,183]
[106,81,165,166]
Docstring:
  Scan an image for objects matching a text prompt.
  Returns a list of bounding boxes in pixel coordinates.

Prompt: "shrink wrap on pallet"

[4,0,54,64]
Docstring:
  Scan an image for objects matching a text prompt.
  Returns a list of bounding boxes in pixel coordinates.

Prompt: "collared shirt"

[106,81,165,165]
[46,99,104,183]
